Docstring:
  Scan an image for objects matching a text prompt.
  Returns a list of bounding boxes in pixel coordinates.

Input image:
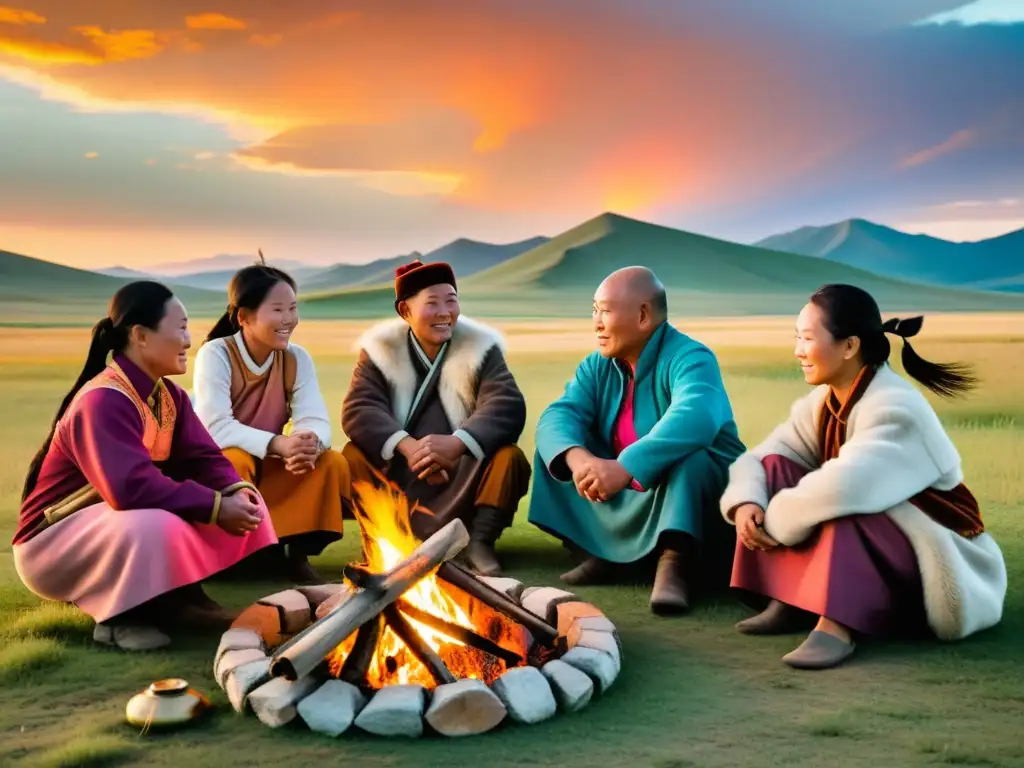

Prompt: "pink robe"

[13,354,277,623]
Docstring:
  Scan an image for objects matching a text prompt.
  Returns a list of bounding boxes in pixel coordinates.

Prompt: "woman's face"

[134,297,191,377]
[240,280,299,352]
[794,301,860,386]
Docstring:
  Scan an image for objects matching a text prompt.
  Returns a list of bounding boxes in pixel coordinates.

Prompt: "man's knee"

[223,448,256,482]
[316,448,352,498]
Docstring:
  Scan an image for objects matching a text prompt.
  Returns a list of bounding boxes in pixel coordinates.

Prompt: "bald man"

[528,267,745,614]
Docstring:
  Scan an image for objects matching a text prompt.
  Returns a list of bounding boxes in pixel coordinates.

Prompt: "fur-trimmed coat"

[719,364,1006,641]
[341,315,526,468]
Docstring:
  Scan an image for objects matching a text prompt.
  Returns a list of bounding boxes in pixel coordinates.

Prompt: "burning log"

[337,615,383,687]
[396,601,524,667]
[268,518,470,682]
[384,605,457,686]
[436,562,559,646]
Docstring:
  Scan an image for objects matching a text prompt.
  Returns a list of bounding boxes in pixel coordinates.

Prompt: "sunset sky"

[1,0,1022,270]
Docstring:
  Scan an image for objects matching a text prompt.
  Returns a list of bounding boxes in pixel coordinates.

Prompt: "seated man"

[341,259,531,576]
[529,266,745,614]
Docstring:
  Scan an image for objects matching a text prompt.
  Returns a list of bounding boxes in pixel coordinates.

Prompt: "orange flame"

[326,479,529,689]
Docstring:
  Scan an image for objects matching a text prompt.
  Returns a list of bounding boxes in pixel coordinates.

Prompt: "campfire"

[212,477,622,738]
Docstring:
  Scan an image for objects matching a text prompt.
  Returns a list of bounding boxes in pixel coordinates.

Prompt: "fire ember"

[212,478,622,738]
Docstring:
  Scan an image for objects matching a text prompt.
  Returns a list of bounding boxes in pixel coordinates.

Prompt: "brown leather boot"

[650,548,691,615]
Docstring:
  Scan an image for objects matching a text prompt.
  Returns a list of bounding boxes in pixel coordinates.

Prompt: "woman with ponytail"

[192,263,348,584]
[719,284,1006,670]
[13,281,277,651]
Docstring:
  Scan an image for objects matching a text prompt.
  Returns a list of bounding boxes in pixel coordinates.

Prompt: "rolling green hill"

[756,218,1024,292]
[0,249,225,325]
[303,236,549,293]
[303,213,1024,318]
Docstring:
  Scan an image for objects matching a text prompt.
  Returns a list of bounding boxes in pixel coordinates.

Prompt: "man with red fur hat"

[341,260,531,575]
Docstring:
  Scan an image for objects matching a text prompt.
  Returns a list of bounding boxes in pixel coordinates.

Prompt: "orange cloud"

[248,32,281,47]
[0,6,45,25]
[899,128,974,169]
[185,12,246,31]
[0,23,162,65]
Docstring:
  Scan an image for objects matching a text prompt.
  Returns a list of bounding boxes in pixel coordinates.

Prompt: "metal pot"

[125,678,213,729]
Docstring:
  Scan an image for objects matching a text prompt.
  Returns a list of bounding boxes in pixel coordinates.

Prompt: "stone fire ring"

[212,579,622,737]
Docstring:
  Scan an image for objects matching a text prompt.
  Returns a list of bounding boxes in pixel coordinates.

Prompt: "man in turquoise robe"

[529,267,744,614]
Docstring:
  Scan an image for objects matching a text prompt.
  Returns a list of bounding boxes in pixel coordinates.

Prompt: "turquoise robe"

[528,322,745,562]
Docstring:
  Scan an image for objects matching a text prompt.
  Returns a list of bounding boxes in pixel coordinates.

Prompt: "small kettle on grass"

[125,679,213,732]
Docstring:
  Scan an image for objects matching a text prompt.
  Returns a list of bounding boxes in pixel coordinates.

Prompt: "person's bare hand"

[410,434,465,479]
[218,489,263,536]
[577,459,632,501]
[734,503,779,551]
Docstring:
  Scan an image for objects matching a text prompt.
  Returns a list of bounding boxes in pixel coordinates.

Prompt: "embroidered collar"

[112,353,162,403]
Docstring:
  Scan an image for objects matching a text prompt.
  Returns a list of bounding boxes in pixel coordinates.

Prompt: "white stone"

[541,660,594,713]
[354,685,426,737]
[568,628,621,673]
[561,647,618,693]
[424,679,507,737]
[248,675,320,728]
[257,589,313,634]
[296,583,347,608]
[214,628,265,670]
[225,658,272,713]
[478,576,525,601]
[315,588,353,620]
[297,680,367,737]
[520,586,579,624]
[491,666,558,724]
[215,647,267,689]
[570,614,619,636]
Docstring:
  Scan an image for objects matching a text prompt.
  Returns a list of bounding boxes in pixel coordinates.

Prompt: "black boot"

[464,506,509,577]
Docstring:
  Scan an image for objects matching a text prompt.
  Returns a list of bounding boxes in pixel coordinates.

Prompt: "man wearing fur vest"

[340,260,531,576]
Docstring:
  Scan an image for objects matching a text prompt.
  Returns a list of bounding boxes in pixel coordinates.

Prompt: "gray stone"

[215,647,267,689]
[520,586,579,625]
[248,675,320,728]
[541,660,594,713]
[214,628,265,671]
[561,646,618,694]
[567,627,621,673]
[491,666,558,724]
[315,587,353,620]
[226,658,272,713]
[296,583,348,608]
[424,679,507,736]
[478,576,525,601]
[297,680,368,737]
[354,685,426,737]
[257,589,313,634]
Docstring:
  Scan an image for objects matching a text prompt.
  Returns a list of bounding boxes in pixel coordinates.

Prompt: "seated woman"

[193,263,349,584]
[720,283,1006,670]
[13,281,277,652]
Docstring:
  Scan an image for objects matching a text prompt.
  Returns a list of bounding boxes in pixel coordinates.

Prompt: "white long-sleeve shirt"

[192,332,332,459]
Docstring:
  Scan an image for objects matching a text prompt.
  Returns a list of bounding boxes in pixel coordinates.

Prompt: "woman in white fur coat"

[720,284,1006,670]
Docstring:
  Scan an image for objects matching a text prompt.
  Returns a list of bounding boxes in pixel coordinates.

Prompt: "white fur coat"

[354,315,505,429]
[719,364,1006,641]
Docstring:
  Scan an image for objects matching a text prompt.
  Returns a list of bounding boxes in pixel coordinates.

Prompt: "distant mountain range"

[756,218,1024,292]
[301,213,1024,320]
[96,237,550,293]
[6,216,1023,323]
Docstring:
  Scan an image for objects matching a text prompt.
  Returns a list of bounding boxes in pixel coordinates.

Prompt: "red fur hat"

[393,259,457,312]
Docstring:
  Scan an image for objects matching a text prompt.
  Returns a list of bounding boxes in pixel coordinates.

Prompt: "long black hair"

[22,280,175,500]
[203,263,297,344]
[809,284,976,398]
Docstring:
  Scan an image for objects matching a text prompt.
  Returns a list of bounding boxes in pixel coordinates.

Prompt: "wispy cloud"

[898,129,975,168]
[918,0,1024,26]
[0,6,45,25]
[184,13,246,31]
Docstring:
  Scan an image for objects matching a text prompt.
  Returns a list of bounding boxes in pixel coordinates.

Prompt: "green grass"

[0,318,1022,767]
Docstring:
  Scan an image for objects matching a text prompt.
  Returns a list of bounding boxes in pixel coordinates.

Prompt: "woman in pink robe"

[13,281,277,651]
